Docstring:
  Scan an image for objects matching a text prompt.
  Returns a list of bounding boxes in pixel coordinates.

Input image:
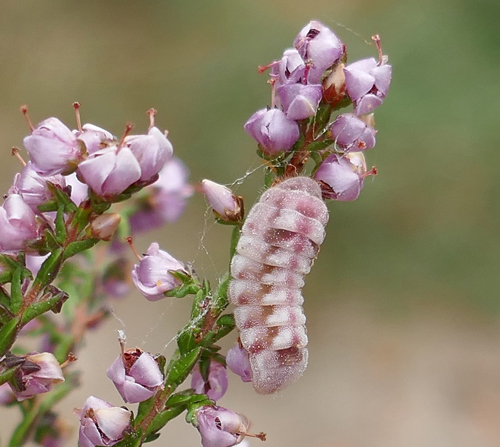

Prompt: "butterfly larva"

[228,176,329,394]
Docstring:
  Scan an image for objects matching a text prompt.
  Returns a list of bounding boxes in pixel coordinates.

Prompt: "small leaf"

[54,205,67,245]
[144,406,185,437]
[0,317,20,356]
[64,238,99,259]
[20,287,69,326]
[165,347,202,389]
[33,248,64,290]
[10,268,25,314]
[307,139,334,152]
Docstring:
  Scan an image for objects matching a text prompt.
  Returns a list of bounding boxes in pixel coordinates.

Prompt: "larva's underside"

[229,177,329,394]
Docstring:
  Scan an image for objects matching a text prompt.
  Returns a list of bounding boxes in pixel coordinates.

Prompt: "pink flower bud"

[226,343,252,383]
[273,48,306,86]
[90,213,121,241]
[0,382,15,405]
[293,21,344,84]
[77,145,141,199]
[75,124,115,155]
[330,113,377,153]
[129,157,193,232]
[65,173,88,206]
[277,83,323,120]
[191,361,228,401]
[76,396,131,447]
[344,57,392,115]
[125,127,174,182]
[26,254,50,278]
[0,194,38,253]
[10,352,64,401]
[314,152,368,201]
[201,180,242,223]
[9,162,66,212]
[131,242,186,301]
[244,108,300,156]
[196,406,249,447]
[106,348,163,403]
[24,117,82,176]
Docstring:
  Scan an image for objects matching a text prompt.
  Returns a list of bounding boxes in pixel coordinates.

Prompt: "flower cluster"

[244,21,391,201]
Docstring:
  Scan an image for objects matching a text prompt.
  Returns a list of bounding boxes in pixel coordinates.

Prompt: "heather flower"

[129,157,193,233]
[191,361,229,401]
[344,57,392,115]
[277,83,323,120]
[26,254,50,278]
[76,396,131,447]
[106,348,163,403]
[9,352,64,401]
[330,113,376,152]
[226,344,252,383]
[23,117,82,176]
[65,173,88,206]
[74,123,115,155]
[0,194,38,253]
[201,180,242,223]
[125,126,174,182]
[273,48,306,86]
[131,242,186,301]
[77,145,141,199]
[293,21,344,84]
[195,406,249,447]
[244,108,300,156]
[0,382,15,405]
[314,152,369,201]
[9,162,66,212]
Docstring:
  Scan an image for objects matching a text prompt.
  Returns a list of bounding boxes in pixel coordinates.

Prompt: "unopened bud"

[90,213,121,241]
[201,180,243,223]
[323,62,346,106]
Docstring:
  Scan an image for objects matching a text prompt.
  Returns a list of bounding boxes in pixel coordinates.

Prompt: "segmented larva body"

[228,176,329,394]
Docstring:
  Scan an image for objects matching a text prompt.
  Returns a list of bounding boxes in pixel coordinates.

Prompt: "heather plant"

[0,20,391,447]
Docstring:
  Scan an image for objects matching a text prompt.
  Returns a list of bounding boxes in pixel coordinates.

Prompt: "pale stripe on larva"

[228,176,329,394]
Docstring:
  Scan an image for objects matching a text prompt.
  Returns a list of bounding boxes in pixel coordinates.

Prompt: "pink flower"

[201,180,242,223]
[0,194,38,253]
[106,348,163,403]
[244,108,300,156]
[330,113,377,153]
[131,242,186,301]
[75,123,115,155]
[125,126,174,182]
[65,173,88,206]
[129,157,193,232]
[24,117,82,175]
[77,145,141,199]
[196,406,249,447]
[76,396,131,447]
[277,83,323,120]
[9,162,66,212]
[191,361,228,401]
[293,21,344,84]
[226,344,252,383]
[314,152,369,201]
[9,352,64,401]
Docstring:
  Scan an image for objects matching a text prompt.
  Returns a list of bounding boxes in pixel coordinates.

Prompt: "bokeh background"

[1,1,499,446]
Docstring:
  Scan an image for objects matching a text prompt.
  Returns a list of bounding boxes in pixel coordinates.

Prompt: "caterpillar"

[228,176,329,394]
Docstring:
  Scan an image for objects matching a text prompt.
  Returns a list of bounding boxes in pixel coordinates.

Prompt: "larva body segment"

[228,177,329,394]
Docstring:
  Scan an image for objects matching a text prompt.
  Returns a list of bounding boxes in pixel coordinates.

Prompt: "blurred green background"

[1,1,500,446]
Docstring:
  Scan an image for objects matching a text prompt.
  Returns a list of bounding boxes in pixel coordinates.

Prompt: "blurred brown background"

[1,0,500,446]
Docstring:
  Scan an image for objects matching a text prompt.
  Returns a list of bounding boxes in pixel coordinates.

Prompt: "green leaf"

[63,238,99,259]
[199,313,235,347]
[33,248,64,290]
[314,103,333,133]
[144,406,185,436]
[54,205,67,245]
[0,317,20,356]
[176,328,197,355]
[213,273,230,313]
[46,182,78,213]
[135,394,157,427]
[307,139,334,152]
[0,365,18,387]
[165,347,202,389]
[10,267,31,314]
[229,226,241,260]
[20,287,69,326]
